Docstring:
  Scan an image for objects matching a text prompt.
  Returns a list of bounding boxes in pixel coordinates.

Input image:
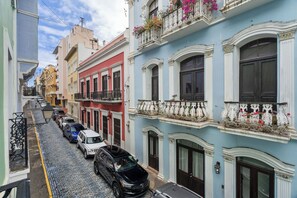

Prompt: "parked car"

[152,182,202,198]
[55,114,66,126]
[63,123,85,143]
[52,108,65,121]
[77,130,106,159]
[59,116,75,129]
[94,145,149,198]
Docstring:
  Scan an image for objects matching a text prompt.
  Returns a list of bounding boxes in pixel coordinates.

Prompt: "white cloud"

[38,48,56,68]
[39,25,69,38]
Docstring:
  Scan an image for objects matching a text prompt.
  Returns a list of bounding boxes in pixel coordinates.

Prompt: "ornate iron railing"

[222,102,290,136]
[9,112,28,170]
[0,179,30,198]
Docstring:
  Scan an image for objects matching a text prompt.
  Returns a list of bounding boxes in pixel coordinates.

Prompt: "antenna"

[80,17,84,27]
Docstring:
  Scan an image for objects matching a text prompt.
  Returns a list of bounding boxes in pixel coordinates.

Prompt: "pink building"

[76,30,129,148]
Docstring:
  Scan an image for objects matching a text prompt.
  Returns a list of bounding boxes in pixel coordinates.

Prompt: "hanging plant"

[203,0,218,11]
[182,0,196,20]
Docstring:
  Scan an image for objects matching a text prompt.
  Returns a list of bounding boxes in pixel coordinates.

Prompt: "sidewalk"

[146,167,166,191]
[24,105,49,198]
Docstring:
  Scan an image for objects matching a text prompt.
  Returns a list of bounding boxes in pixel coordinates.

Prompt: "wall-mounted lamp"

[107,75,111,80]
[214,161,221,174]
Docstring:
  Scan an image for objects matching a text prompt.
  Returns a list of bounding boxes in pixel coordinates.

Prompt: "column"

[142,130,148,167]
[204,149,214,198]
[158,135,164,179]
[168,137,176,182]
[279,31,295,128]
[205,49,213,119]
[129,114,136,156]
[223,155,236,198]
[223,44,235,101]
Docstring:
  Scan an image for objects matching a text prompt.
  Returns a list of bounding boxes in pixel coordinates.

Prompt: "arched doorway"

[148,131,159,171]
[176,139,204,197]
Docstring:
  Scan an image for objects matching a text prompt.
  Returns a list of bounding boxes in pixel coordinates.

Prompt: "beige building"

[53,25,99,112]
[40,65,57,106]
[64,43,97,120]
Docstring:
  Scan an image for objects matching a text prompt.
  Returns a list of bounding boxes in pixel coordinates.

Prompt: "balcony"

[92,90,122,104]
[74,92,91,102]
[220,102,291,143]
[137,100,209,128]
[138,28,161,52]
[220,0,274,18]
[161,0,212,41]
[9,112,29,172]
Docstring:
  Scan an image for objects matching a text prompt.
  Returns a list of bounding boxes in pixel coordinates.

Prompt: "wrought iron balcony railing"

[137,100,208,122]
[92,90,122,101]
[0,179,30,198]
[9,112,28,171]
[74,92,91,101]
[162,0,212,36]
[23,87,36,96]
[221,102,290,137]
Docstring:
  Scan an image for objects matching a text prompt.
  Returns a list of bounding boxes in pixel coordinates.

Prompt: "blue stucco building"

[127,0,297,197]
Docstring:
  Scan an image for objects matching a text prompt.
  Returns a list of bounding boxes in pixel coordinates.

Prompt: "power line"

[40,0,71,27]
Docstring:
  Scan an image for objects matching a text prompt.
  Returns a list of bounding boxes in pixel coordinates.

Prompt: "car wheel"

[94,162,99,175]
[84,150,88,159]
[112,183,123,198]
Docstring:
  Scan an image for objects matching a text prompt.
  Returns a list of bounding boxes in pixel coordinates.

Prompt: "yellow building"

[40,65,58,106]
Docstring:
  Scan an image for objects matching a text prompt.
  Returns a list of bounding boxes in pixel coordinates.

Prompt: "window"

[149,0,158,18]
[103,115,108,140]
[102,75,108,98]
[180,56,204,101]
[240,38,277,103]
[87,111,90,128]
[236,157,274,198]
[113,118,121,146]
[80,81,84,95]
[152,66,159,101]
[86,80,90,98]
[93,78,98,92]
[113,71,120,99]
[94,111,99,133]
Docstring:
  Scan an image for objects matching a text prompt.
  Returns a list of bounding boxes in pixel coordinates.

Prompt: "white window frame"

[142,126,164,179]
[223,147,295,198]
[222,21,297,129]
[111,111,123,147]
[142,58,163,101]
[168,45,214,118]
[112,65,121,92]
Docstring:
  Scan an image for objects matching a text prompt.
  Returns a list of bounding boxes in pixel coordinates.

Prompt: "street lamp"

[41,102,54,123]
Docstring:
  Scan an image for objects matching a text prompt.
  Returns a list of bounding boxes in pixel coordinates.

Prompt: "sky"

[34,0,129,78]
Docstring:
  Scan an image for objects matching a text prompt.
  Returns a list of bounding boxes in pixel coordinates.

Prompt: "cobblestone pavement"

[32,110,152,198]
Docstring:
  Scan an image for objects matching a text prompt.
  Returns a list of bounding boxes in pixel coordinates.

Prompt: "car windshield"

[86,136,103,144]
[66,119,75,123]
[114,156,137,172]
[71,125,84,132]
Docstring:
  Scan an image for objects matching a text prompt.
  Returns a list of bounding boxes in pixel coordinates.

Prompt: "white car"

[76,130,106,159]
[59,117,75,129]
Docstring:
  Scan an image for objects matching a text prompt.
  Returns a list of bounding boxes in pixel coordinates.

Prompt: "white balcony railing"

[138,28,161,50]
[137,100,208,122]
[162,0,212,35]
[222,102,290,137]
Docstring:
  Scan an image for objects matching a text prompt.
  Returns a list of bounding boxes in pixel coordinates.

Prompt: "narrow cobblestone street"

[32,109,151,198]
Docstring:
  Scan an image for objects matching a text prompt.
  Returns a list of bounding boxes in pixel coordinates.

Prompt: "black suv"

[94,145,149,198]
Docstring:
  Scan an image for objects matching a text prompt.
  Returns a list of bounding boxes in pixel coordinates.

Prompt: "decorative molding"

[169,138,175,143]
[128,55,135,64]
[223,44,234,54]
[142,58,163,70]
[168,133,214,153]
[223,21,297,46]
[142,126,163,137]
[279,30,296,41]
[204,148,214,157]
[275,171,293,181]
[223,147,295,177]
[205,49,214,58]
[223,153,235,162]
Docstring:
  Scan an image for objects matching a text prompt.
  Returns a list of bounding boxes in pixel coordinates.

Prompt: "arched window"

[240,38,277,102]
[180,55,204,101]
[236,157,274,198]
[151,65,159,101]
[149,0,158,18]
